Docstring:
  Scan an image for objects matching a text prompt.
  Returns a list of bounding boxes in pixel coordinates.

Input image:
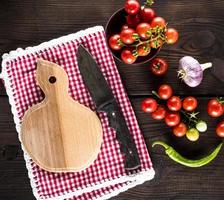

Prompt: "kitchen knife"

[77,45,141,170]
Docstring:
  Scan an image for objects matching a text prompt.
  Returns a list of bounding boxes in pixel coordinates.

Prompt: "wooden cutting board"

[21,59,103,172]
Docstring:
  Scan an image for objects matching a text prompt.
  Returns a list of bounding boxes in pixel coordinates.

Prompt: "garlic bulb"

[178,56,212,87]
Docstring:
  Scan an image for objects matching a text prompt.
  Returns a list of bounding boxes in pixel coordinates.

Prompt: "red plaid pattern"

[2,26,154,200]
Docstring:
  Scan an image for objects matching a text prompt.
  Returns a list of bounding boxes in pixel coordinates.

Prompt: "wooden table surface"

[0,0,224,199]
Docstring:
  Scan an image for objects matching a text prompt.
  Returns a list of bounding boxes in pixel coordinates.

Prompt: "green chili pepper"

[152,141,223,167]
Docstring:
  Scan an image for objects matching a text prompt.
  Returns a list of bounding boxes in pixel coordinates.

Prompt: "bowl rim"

[105,7,161,66]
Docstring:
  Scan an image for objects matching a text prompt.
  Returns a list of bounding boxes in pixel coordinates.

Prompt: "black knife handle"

[99,99,141,170]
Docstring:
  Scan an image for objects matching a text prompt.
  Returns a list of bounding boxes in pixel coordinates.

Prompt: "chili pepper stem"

[152,141,170,150]
[200,62,212,71]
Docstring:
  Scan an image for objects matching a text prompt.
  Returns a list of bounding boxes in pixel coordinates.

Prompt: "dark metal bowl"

[105,8,161,65]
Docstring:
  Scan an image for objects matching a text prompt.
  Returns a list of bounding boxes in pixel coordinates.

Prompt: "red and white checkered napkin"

[1,26,154,200]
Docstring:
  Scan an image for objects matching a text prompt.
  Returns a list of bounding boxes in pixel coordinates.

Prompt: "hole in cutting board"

[49,76,57,84]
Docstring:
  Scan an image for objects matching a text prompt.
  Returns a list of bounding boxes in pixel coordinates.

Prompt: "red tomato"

[120,28,136,44]
[183,96,198,111]
[151,17,166,28]
[207,99,224,118]
[140,7,156,22]
[216,121,224,137]
[167,96,182,111]
[151,105,166,120]
[125,0,140,15]
[136,23,151,40]
[150,58,168,76]
[126,14,141,28]
[121,48,137,64]
[109,34,122,50]
[173,122,187,137]
[122,24,129,30]
[158,84,173,100]
[137,44,151,56]
[150,38,163,49]
[141,98,158,113]
[166,28,179,44]
[165,112,181,127]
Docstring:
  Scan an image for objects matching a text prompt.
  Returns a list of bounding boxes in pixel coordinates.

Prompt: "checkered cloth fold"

[1,26,154,200]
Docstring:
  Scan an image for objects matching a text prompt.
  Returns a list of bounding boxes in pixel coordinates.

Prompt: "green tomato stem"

[180,110,199,124]
[217,97,224,104]
[145,0,154,7]
[129,26,167,48]
[152,91,161,99]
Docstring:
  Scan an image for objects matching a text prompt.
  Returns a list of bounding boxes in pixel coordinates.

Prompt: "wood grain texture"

[21,59,103,172]
[0,97,224,200]
[0,0,224,199]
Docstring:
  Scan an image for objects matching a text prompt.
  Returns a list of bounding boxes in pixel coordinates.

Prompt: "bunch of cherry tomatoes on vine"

[109,0,179,64]
[108,0,224,140]
[141,84,224,141]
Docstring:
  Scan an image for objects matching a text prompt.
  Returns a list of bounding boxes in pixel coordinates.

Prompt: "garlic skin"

[178,56,212,87]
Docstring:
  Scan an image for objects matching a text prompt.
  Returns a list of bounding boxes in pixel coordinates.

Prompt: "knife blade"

[77,45,141,170]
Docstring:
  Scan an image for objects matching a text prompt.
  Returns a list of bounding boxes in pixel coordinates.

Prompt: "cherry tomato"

[126,14,141,28]
[150,38,163,49]
[122,24,129,30]
[207,99,224,118]
[151,17,166,28]
[140,7,156,22]
[120,28,136,44]
[158,84,173,100]
[141,98,158,113]
[165,112,181,127]
[186,128,199,142]
[136,23,151,40]
[196,120,207,132]
[137,44,151,56]
[151,105,166,120]
[121,48,137,64]
[125,0,140,15]
[183,96,198,111]
[150,58,168,76]
[173,122,187,137]
[167,96,182,111]
[165,28,179,44]
[109,34,122,50]
[216,121,224,137]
